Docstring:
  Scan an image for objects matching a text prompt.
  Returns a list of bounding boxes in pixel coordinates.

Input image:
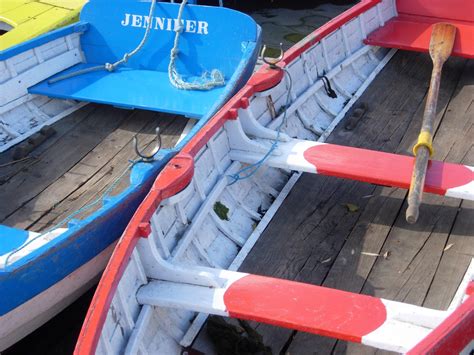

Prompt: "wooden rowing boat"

[0,0,261,350]
[76,0,474,353]
[0,0,85,51]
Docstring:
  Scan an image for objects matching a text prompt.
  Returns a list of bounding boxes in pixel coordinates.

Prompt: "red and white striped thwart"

[230,139,474,201]
[137,270,474,354]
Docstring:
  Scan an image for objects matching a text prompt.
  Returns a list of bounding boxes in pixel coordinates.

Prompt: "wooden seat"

[365,0,474,58]
[231,138,474,201]
[30,64,227,118]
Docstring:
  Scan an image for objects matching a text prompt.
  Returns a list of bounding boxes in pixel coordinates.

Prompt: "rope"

[49,0,158,84]
[51,0,224,91]
[227,68,293,185]
[168,0,225,90]
[4,159,143,266]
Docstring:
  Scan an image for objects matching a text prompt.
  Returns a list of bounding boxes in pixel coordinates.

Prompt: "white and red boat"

[76,0,474,353]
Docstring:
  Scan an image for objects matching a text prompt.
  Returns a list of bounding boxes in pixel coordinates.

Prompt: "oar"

[406,23,457,224]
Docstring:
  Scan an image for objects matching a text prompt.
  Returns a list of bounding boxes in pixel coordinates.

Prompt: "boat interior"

[28,1,260,117]
[114,50,471,355]
[0,106,188,235]
[227,50,473,354]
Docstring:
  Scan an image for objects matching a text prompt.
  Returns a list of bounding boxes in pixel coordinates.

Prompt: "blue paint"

[0,226,30,255]
[29,2,259,115]
[31,65,227,118]
[0,0,261,315]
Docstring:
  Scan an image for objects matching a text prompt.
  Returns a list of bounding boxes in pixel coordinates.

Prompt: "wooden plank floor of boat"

[0,105,188,233]
[205,51,473,354]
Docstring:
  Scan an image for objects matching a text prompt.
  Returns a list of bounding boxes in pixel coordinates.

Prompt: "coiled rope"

[168,0,225,90]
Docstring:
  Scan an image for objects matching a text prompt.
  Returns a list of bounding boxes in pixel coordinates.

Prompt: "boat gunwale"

[0,21,89,60]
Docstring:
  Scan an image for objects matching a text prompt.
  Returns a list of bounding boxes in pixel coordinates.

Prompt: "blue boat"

[0,0,261,350]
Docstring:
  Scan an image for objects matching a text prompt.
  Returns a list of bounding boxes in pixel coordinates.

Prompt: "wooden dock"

[236,51,473,354]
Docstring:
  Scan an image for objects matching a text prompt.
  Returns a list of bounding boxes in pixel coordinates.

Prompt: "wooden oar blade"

[429,23,457,63]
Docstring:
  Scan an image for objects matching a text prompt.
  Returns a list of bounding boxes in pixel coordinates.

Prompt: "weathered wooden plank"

[3,109,159,229]
[330,59,472,355]
[30,113,187,232]
[422,75,474,310]
[0,105,134,221]
[0,104,96,184]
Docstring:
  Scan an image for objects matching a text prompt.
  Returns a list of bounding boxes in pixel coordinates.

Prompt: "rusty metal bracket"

[261,43,284,69]
[133,127,161,161]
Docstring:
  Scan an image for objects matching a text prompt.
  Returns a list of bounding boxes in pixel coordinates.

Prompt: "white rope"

[50,0,157,83]
[104,0,157,72]
[168,0,225,90]
[51,0,225,92]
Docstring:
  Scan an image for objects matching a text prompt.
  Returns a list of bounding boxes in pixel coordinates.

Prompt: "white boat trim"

[0,242,116,351]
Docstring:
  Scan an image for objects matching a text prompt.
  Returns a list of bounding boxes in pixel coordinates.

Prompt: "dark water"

[4,289,95,355]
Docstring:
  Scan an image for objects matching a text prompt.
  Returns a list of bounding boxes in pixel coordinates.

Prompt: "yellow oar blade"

[429,23,457,64]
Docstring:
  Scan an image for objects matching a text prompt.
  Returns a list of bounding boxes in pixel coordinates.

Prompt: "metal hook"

[261,43,284,69]
[133,127,161,161]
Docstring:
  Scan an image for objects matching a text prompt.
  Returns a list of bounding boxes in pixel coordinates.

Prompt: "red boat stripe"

[303,144,473,195]
[407,296,474,354]
[224,274,387,343]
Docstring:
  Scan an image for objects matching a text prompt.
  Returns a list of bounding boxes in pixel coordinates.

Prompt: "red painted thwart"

[365,0,474,58]
[225,274,387,343]
[303,144,473,195]
[365,17,474,59]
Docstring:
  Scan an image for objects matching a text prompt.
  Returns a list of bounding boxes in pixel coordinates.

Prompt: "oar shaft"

[406,22,456,224]
[406,147,430,223]
[406,62,442,224]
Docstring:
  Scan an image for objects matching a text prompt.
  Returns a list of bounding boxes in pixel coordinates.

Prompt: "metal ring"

[133,127,161,161]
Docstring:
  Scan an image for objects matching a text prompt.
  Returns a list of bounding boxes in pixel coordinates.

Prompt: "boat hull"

[75,0,402,353]
[0,243,114,351]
